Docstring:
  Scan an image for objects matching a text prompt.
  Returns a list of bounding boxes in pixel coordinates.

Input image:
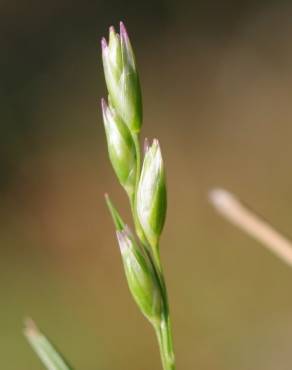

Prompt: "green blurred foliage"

[1,0,292,369]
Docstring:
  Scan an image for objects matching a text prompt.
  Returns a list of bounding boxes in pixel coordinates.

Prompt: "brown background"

[1,1,292,369]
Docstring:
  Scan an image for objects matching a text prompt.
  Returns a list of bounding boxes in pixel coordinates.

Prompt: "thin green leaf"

[105,193,125,231]
[24,319,73,370]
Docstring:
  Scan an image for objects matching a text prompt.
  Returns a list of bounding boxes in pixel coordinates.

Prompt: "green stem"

[154,315,176,370]
[152,247,176,370]
[152,245,163,274]
[152,246,169,313]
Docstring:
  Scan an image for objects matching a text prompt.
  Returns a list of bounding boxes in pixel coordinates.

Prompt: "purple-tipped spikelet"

[116,226,162,323]
[101,22,142,133]
[137,139,167,250]
[101,98,136,196]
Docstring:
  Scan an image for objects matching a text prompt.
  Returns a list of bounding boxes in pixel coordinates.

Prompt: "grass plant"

[24,22,176,370]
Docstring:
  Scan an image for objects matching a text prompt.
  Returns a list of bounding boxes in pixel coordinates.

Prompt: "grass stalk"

[210,188,292,268]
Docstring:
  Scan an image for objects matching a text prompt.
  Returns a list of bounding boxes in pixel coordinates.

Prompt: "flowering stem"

[152,247,176,370]
[155,315,176,370]
[101,22,176,370]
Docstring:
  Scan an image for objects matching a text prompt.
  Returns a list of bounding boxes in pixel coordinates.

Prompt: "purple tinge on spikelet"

[119,21,132,51]
[101,97,107,112]
[144,138,150,154]
[119,21,128,39]
[116,230,128,254]
[101,37,108,50]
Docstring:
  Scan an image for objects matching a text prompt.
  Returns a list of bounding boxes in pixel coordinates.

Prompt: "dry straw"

[210,188,292,268]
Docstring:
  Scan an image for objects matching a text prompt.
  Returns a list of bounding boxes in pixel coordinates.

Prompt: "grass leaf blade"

[105,193,125,231]
[24,319,73,370]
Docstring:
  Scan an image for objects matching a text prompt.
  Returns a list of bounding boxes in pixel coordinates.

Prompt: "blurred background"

[1,0,292,369]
